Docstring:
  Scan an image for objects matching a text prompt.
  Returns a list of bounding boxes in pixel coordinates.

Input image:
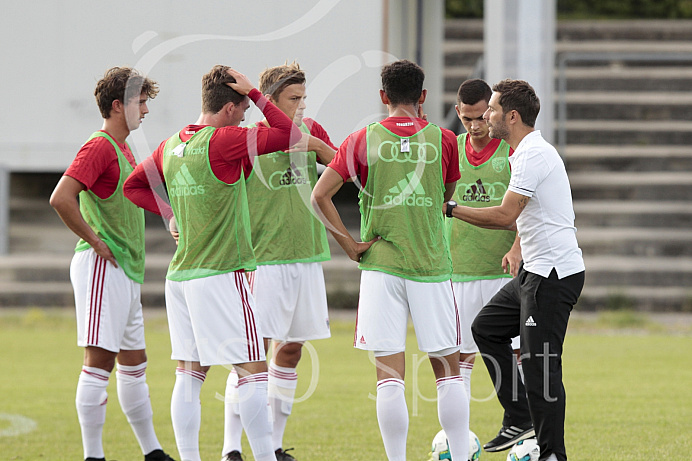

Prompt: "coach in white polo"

[444,79,585,461]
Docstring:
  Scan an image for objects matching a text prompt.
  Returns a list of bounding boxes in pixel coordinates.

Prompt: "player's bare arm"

[50,176,118,267]
[445,189,528,230]
[311,167,378,262]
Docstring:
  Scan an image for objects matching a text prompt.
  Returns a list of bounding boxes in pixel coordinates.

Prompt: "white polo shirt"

[508,131,585,279]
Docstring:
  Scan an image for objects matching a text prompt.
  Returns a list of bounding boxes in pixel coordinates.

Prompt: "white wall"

[1,0,405,171]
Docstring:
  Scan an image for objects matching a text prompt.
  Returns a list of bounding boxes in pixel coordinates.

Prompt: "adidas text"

[525,316,537,327]
[382,194,433,207]
[168,185,206,197]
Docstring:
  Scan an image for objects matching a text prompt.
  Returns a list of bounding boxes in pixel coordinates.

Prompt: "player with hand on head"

[446,79,585,461]
[123,65,301,461]
[50,67,175,461]
[222,62,336,461]
[449,78,523,400]
[311,59,469,461]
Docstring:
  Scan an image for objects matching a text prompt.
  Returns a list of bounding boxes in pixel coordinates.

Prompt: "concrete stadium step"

[569,172,692,201]
[577,227,692,257]
[564,145,692,172]
[577,286,692,311]
[557,19,692,41]
[562,67,692,92]
[563,120,692,145]
[9,223,177,255]
[573,200,692,228]
[562,92,692,120]
[583,256,692,288]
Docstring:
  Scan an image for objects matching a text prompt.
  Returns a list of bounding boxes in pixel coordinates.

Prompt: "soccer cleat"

[144,449,177,461]
[482,423,535,452]
[275,448,297,461]
[85,458,106,461]
[221,450,245,461]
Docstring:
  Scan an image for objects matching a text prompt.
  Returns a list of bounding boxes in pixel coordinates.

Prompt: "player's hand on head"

[225,68,254,95]
[94,240,118,268]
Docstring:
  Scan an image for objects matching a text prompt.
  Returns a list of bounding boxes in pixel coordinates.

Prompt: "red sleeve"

[304,118,338,150]
[441,128,461,183]
[65,137,120,199]
[328,128,368,184]
[208,89,301,183]
[249,89,302,154]
[123,141,174,220]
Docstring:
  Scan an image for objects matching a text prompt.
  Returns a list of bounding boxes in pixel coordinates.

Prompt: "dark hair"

[259,61,306,98]
[94,67,159,119]
[201,65,246,114]
[457,78,491,105]
[492,79,540,128]
[381,59,425,106]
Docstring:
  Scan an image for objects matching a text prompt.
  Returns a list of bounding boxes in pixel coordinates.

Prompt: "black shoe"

[145,449,177,461]
[483,423,535,452]
[85,458,106,461]
[275,448,296,461]
[221,450,245,461]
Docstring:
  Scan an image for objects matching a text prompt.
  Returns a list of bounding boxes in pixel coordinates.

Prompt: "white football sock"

[268,360,298,451]
[436,376,469,461]
[459,359,474,401]
[171,367,206,461]
[76,366,110,460]
[116,362,161,455]
[222,368,244,456]
[376,379,408,461]
[237,372,275,461]
[545,454,558,461]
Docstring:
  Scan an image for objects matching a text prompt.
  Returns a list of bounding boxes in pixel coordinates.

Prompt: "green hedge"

[446,0,692,19]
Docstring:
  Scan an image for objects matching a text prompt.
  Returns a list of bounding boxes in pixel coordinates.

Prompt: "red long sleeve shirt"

[124,89,301,219]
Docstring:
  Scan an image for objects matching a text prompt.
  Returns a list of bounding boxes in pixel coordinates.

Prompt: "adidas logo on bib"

[525,316,537,327]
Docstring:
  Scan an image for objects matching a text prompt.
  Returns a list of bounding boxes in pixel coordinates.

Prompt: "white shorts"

[71,249,145,353]
[355,270,460,353]
[248,262,330,342]
[165,271,265,366]
[453,278,520,353]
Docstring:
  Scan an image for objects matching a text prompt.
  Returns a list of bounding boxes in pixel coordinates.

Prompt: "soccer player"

[49,67,175,461]
[222,62,336,461]
[446,79,585,461]
[311,59,470,461]
[123,65,301,461]
[449,78,523,400]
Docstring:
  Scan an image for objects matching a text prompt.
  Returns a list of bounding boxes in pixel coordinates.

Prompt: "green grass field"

[1,308,691,460]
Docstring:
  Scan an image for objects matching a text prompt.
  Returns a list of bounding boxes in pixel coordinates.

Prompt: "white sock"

[545,454,558,461]
[268,360,298,451]
[459,359,474,401]
[76,366,110,460]
[222,368,244,456]
[116,362,161,455]
[171,367,206,461]
[376,379,408,461]
[436,376,469,461]
[237,372,275,461]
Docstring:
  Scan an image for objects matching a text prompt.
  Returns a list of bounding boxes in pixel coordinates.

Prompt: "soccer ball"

[429,429,482,461]
[507,438,540,461]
